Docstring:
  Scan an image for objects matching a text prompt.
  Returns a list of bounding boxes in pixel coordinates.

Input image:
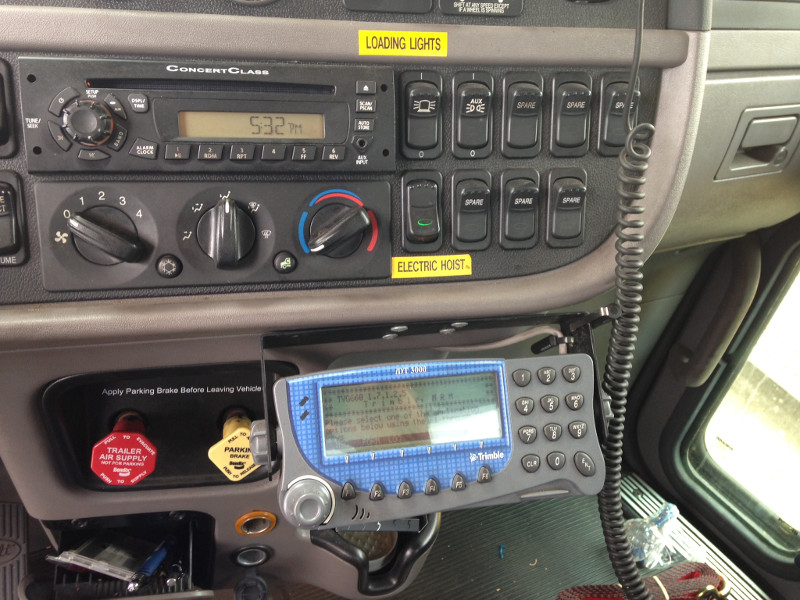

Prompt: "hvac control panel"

[255,354,604,530]
[13,57,640,291]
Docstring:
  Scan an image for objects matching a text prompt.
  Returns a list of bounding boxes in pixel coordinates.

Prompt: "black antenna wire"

[597,0,656,598]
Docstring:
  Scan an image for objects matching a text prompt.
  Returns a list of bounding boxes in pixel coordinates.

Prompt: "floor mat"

[1,502,28,600]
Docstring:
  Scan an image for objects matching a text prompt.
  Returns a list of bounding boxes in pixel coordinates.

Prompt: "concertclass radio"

[18,58,397,174]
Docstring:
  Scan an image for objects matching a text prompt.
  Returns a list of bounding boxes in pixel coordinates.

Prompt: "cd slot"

[85,78,336,95]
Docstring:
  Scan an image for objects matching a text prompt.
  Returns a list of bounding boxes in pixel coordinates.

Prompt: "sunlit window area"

[702,270,800,533]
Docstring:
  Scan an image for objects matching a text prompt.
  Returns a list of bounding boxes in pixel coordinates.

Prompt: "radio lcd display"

[319,372,502,457]
[178,111,325,140]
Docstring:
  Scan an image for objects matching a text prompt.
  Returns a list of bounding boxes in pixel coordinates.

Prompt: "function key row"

[342,467,494,502]
[515,392,584,415]
[521,451,596,477]
[512,364,581,387]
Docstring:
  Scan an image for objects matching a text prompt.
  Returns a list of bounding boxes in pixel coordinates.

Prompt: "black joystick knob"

[197,196,256,269]
[68,206,144,265]
[307,203,371,258]
[62,99,114,146]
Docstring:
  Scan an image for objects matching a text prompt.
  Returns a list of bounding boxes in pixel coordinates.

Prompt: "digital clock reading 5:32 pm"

[178,111,325,140]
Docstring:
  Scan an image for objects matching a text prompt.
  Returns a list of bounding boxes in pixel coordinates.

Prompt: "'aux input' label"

[392,254,472,279]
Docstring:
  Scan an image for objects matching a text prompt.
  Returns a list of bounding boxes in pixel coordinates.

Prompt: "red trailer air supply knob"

[90,412,157,486]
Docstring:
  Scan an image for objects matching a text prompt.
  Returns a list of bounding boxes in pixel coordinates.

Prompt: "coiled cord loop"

[599,121,656,600]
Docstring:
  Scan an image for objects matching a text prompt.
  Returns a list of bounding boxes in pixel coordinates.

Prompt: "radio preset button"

[515,396,534,416]
[540,394,559,413]
[129,138,158,160]
[424,478,440,496]
[397,481,413,499]
[355,98,376,113]
[47,121,72,151]
[77,148,109,161]
[477,466,492,483]
[341,481,357,500]
[562,365,581,382]
[49,87,80,116]
[537,367,557,385]
[547,452,566,470]
[292,145,317,161]
[369,482,386,501]
[544,424,562,441]
[356,80,377,95]
[107,124,128,151]
[451,473,467,491]
[198,144,224,160]
[230,144,255,161]
[103,94,127,120]
[261,144,287,161]
[574,452,596,477]
[512,368,532,387]
[565,393,584,411]
[521,454,541,473]
[518,426,537,444]
[165,143,192,160]
[127,93,149,113]
[322,146,346,161]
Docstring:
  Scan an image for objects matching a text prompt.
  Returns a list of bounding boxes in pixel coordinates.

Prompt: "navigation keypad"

[506,354,601,488]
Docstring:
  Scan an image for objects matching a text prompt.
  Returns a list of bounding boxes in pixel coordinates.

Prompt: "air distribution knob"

[197,196,256,269]
[282,478,333,529]
[62,99,114,146]
[68,206,144,265]
[307,203,371,258]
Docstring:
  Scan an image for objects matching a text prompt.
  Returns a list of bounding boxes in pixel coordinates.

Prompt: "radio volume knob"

[196,196,256,269]
[62,99,114,146]
[282,478,333,529]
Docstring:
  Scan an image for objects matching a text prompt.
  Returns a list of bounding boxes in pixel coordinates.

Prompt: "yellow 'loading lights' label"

[359,30,448,57]
[392,255,472,279]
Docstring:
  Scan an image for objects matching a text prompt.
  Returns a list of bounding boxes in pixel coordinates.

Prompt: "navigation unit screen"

[178,111,325,140]
[320,372,502,457]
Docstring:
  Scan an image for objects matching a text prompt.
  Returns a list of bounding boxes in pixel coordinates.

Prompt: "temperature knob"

[62,99,114,146]
[68,206,144,265]
[307,203,370,258]
[282,478,333,528]
[197,196,256,269]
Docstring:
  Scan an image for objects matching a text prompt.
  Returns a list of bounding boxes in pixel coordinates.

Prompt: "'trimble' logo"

[469,451,505,463]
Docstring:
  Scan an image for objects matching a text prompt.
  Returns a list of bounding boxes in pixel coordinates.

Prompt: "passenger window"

[687,264,800,550]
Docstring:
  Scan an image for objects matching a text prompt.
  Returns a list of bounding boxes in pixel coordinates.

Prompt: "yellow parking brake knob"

[208,410,261,482]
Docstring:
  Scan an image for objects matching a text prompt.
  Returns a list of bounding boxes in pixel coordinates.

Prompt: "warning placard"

[90,432,157,486]
[359,30,448,58]
[392,254,472,279]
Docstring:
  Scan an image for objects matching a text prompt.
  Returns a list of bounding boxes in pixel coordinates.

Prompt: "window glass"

[703,272,800,532]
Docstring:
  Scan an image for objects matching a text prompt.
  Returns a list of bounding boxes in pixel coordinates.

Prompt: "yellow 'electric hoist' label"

[358,30,448,57]
[392,254,472,279]
[208,415,261,482]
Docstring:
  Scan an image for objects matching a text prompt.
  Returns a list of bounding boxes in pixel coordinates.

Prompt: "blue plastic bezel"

[285,360,513,492]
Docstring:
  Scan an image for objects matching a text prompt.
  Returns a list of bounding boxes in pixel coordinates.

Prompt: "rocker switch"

[405,181,441,244]
[405,81,441,150]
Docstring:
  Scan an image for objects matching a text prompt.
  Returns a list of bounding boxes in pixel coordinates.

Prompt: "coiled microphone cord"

[599,122,656,600]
